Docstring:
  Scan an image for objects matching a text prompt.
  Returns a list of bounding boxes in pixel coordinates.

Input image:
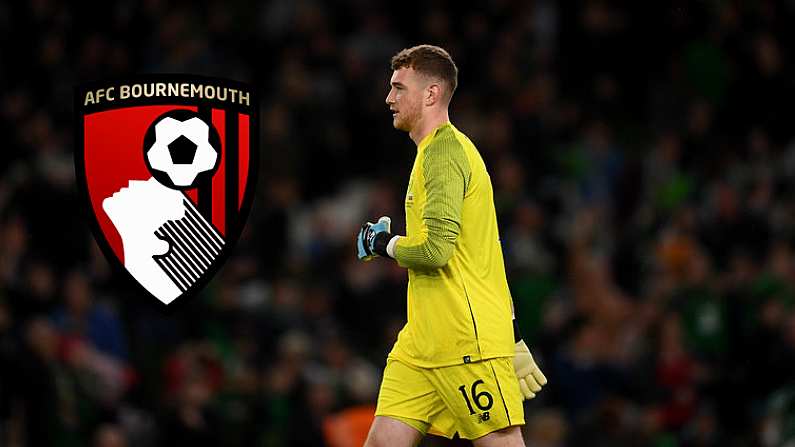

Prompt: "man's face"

[385,67,424,132]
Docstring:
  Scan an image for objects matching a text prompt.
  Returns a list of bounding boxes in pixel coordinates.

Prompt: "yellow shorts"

[374,356,524,440]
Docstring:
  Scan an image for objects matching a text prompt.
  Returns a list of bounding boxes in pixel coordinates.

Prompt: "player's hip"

[392,321,514,368]
[375,355,524,440]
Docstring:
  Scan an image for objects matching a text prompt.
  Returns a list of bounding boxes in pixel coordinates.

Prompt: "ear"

[425,83,442,106]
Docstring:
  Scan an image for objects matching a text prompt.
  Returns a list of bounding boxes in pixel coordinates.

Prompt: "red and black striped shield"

[75,75,258,305]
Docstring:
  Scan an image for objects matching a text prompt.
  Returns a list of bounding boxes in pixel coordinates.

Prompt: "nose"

[385,89,394,105]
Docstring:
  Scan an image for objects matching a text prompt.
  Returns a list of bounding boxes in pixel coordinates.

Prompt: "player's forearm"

[393,217,458,269]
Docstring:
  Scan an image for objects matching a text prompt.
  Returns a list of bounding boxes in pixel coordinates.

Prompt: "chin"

[393,118,411,132]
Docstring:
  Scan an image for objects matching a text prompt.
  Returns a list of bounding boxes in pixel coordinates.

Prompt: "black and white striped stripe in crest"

[153,198,225,292]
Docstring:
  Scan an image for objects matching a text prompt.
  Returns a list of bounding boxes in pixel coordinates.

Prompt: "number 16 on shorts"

[458,379,494,423]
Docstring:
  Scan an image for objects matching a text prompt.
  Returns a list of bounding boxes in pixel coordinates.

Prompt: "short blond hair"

[391,45,458,100]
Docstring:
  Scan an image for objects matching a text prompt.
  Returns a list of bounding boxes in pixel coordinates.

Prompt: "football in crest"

[143,109,222,189]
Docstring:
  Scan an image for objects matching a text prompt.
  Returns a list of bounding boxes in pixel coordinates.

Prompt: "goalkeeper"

[357,45,547,447]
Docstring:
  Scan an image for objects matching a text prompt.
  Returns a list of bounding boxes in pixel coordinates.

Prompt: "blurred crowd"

[2,0,795,446]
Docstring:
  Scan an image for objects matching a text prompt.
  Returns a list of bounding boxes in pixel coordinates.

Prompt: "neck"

[410,108,450,146]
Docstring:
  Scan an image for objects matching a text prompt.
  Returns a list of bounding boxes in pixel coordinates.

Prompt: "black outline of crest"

[74,74,259,308]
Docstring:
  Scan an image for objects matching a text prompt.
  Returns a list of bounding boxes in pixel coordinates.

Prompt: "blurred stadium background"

[2,1,795,446]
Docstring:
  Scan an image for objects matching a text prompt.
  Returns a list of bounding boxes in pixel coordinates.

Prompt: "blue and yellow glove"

[357,216,393,261]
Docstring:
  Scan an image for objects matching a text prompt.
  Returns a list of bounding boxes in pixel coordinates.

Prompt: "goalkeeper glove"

[514,339,547,400]
[356,216,393,261]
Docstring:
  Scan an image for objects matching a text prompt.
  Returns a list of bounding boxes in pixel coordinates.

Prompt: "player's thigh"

[365,416,424,447]
[428,357,525,440]
[374,358,446,437]
[471,425,524,447]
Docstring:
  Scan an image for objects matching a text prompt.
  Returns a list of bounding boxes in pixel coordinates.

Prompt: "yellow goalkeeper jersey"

[389,122,515,368]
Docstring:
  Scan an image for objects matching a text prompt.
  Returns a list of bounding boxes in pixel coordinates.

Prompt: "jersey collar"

[417,121,452,150]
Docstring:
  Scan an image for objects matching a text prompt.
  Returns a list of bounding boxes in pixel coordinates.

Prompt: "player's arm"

[359,139,470,267]
[393,139,469,269]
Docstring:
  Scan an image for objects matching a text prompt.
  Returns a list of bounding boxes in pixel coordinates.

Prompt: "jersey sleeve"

[394,135,471,269]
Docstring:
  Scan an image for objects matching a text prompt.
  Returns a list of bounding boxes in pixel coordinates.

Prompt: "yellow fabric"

[391,122,515,367]
[375,356,525,440]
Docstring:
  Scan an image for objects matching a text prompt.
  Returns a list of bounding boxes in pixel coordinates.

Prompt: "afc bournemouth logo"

[75,75,258,305]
